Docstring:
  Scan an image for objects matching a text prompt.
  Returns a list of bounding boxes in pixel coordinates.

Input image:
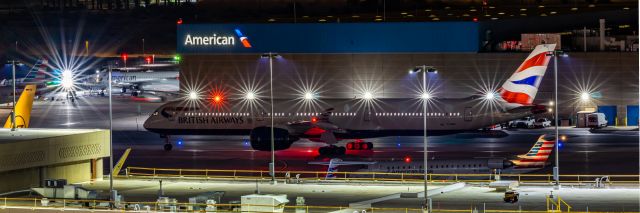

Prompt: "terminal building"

[177,22,638,126]
[0,129,110,192]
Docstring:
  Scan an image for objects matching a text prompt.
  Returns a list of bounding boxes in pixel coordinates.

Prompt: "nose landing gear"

[162,135,173,151]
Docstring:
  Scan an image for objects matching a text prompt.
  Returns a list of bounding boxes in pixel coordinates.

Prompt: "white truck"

[587,113,608,128]
[509,117,535,128]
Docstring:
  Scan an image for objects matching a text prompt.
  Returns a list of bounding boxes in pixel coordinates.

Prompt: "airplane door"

[464,107,472,121]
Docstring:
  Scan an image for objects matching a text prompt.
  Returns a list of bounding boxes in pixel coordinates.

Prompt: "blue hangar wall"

[177,22,479,54]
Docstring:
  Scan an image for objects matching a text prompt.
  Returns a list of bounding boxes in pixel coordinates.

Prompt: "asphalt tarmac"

[7,96,639,175]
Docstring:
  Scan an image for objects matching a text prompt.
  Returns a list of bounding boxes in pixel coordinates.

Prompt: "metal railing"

[1,197,636,213]
[125,167,640,185]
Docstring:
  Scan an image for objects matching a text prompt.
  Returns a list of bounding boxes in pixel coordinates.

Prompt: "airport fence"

[125,167,640,185]
[0,197,637,213]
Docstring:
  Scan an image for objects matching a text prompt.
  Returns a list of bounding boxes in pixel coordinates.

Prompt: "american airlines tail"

[499,44,556,109]
[511,134,556,168]
[3,85,37,128]
[308,158,376,179]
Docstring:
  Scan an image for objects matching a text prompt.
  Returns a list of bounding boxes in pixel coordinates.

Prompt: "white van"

[587,113,607,128]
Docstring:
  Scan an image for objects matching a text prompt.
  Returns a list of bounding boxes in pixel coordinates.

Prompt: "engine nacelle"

[250,126,299,151]
[487,158,514,169]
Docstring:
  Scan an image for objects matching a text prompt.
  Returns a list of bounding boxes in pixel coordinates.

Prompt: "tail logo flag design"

[512,134,556,168]
[499,44,556,106]
[234,29,252,48]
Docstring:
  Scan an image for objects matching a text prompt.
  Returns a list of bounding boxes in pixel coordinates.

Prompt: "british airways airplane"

[144,44,556,153]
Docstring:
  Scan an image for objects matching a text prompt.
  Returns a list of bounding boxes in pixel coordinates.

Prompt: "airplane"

[309,134,556,179]
[97,69,179,102]
[144,44,556,153]
[3,84,36,128]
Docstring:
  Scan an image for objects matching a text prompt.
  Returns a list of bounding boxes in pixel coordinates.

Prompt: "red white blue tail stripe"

[511,134,555,168]
[499,44,556,106]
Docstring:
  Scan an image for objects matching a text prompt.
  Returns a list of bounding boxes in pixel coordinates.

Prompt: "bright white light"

[485,92,495,100]
[61,69,74,89]
[421,92,432,100]
[362,92,373,100]
[580,92,590,101]
[548,101,554,106]
[304,92,315,100]
[245,92,256,100]
[188,91,198,100]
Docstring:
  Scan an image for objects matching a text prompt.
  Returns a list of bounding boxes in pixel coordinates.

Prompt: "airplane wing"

[308,160,377,166]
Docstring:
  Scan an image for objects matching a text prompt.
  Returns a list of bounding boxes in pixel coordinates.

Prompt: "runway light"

[580,92,590,101]
[188,91,198,100]
[363,92,373,100]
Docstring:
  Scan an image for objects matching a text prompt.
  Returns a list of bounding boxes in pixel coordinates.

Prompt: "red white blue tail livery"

[511,134,556,168]
[499,44,556,107]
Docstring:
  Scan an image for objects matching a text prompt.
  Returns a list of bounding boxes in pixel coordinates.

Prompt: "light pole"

[10,60,17,131]
[108,64,114,206]
[547,50,565,189]
[261,53,281,184]
[410,65,437,212]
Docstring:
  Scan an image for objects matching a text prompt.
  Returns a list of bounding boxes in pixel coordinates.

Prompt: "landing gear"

[164,143,173,151]
[318,146,346,156]
[346,141,373,150]
[162,135,172,151]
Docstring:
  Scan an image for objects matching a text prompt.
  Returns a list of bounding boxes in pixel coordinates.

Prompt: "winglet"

[4,84,37,128]
[112,148,132,177]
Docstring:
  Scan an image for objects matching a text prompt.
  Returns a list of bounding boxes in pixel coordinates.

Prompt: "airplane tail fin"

[308,158,377,179]
[23,59,48,84]
[511,134,555,168]
[4,85,37,128]
[499,44,556,107]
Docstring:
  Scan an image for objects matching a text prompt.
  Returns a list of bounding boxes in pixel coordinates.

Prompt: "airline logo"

[512,135,555,168]
[234,29,252,48]
[499,44,556,106]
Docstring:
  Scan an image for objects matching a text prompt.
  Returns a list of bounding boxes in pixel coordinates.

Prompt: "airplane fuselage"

[144,96,540,139]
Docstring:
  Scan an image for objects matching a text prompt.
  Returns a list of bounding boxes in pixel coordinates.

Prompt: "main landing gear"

[162,135,173,151]
[318,146,346,156]
[346,141,373,151]
[317,141,374,156]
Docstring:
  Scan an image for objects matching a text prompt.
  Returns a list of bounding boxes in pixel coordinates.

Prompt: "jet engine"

[487,158,514,169]
[249,126,299,151]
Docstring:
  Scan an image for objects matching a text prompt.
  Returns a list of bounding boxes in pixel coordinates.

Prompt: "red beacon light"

[177,18,183,25]
[404,156,412,163]
[472,17,479,22]
[311,116,318,123]
[213,95,223,103]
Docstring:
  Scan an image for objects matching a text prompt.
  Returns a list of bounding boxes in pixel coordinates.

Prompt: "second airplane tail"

[3,84,37,128]
[511,134,556,168]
